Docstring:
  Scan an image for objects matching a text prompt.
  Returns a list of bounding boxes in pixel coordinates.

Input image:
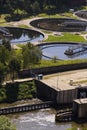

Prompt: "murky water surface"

[0,27,44,44]
[8,108,87,130]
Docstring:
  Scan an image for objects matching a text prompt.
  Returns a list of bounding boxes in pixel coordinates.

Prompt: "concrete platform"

[41,69,87,91]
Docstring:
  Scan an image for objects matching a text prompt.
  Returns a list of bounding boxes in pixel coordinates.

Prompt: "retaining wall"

[34,79,78,105]
[19,62,87,78]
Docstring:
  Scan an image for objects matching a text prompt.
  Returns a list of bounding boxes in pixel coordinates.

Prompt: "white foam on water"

[19,112,55,126]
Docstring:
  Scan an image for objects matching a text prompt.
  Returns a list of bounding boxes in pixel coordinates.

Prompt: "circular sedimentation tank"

[75,10,87,19]
[30,18,87,32]
[39,42,87,60]
[0,27,44,44]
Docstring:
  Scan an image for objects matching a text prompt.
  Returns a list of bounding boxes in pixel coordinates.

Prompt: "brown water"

[9,108,87,130]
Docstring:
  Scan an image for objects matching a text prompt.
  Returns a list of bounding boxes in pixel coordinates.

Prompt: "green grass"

[78,6,87,10]
[44,33,87,43]
[32,59,87,68]
[0,11,75,26]
[13,44,87,69]
[18,25,30,28]
[0,14,7,26]
[37,11,76,18]
[16,44,26,48]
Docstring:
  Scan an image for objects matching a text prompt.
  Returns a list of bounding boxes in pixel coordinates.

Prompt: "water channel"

[8,108,87,130]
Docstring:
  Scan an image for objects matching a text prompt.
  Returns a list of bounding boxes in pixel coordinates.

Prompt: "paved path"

[8,16,87,42]
[3,78,32,85]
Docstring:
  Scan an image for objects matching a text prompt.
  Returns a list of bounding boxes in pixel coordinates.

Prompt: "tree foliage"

[0,41,42,83]
[32,1,41,15]
[8,57,21,81]
[0,46,10,65]
[22,43,42,68]
[0,116,16,130]
[17,82,36,100]
[9,58,21,72]
[2,38,11,51]
[0,0,82,16]
[0,62,6,85]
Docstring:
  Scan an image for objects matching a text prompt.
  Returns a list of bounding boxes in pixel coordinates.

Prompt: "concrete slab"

[41,69,87,91]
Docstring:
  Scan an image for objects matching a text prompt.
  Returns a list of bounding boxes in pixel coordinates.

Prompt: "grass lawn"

[44,33,87,43]
[0,14,7,26]
[32,59,87,68]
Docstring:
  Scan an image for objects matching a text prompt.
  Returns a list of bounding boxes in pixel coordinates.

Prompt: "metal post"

[57,73,59,89]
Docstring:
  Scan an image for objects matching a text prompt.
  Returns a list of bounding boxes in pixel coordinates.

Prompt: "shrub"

[1,81,37,102]
[0,116,16,130]
[17,81,37,100]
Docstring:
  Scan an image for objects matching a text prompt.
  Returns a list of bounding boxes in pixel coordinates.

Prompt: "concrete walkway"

[8,17,48,43]
[3,77,32,85]
[8,15,87,43]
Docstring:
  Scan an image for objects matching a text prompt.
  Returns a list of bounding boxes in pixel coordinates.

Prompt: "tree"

[2,38,11,51]
[32,1,40,15]
[0,46,10,65]
[23,1,32,15]
[0,62,6,85]
[52,56,58,63]
[9,58,21,81]
[10,1,20,16]
[22,43,42,68]
[0,115,16,130]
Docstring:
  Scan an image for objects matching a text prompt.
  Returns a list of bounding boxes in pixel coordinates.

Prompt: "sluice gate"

[55,109,73,122]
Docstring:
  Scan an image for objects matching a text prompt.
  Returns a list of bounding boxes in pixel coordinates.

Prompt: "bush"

[17,81,36,100]
[0,81,37,103]
[0,116,16,130]
[17,83,31,100]
[0,88,6,102]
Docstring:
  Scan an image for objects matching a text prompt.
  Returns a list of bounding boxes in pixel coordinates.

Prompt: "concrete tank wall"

[34,79,58,103]
[35,79,78,105]
[73,98,87,118]
[56,89,77,104]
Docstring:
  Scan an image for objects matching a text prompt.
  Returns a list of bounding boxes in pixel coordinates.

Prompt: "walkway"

[3,77,32,85]
[8,15,87,42]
